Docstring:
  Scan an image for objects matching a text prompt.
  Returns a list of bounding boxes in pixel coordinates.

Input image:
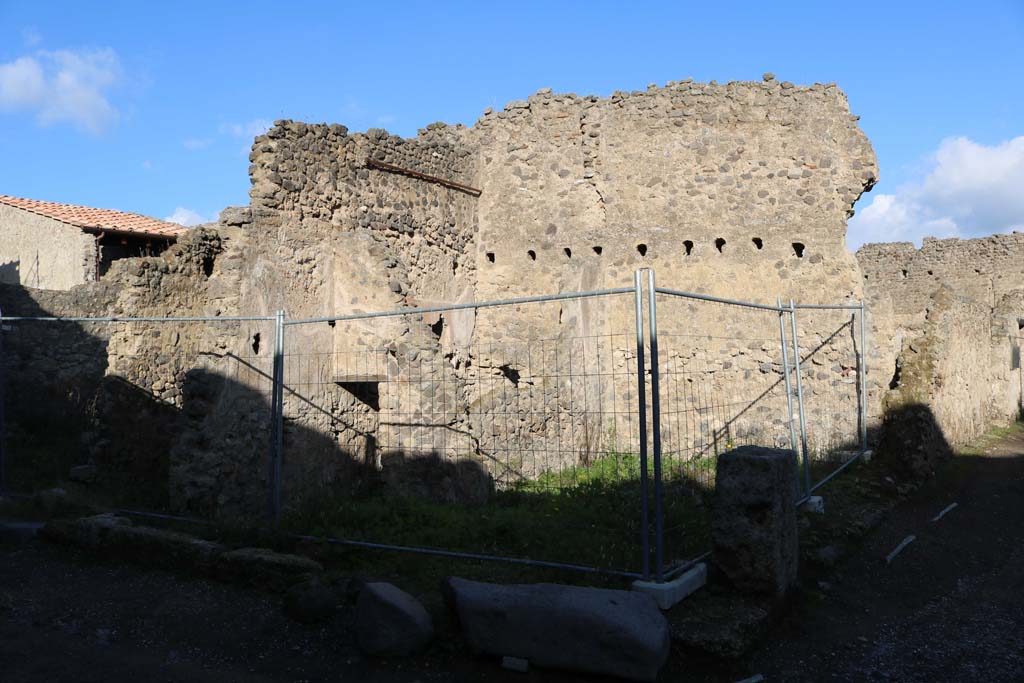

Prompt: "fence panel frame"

[0,274,872,582]
[633,270,652,580]
[651,286,798,578]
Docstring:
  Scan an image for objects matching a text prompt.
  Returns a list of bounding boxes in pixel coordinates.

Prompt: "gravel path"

[742,431,1024,682]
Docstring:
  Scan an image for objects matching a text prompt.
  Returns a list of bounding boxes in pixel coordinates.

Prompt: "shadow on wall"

[0,283,496,519]
[1,284,108,492]
[877,402,954,480]
[0,261,20,286]
[665,315,862,470]
[1,284,893,570]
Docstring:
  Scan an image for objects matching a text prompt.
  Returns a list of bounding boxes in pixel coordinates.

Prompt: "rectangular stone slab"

[443,577,669,681]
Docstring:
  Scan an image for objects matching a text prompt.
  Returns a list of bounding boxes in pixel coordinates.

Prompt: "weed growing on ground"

[280,449,712,586]
[959,420,1024,457]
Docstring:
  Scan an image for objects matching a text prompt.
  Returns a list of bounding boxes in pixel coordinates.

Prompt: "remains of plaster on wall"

[577,109,607,227]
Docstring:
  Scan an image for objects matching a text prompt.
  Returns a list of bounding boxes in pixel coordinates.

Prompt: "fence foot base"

[632,562,707,610]
[501,656,529,673]
[800,495,825,514]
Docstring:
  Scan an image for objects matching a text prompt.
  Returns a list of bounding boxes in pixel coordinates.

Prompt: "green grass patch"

[280,450,712,588]
[959,420,1024,457]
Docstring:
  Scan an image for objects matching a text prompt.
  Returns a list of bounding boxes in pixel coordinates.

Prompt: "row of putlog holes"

[485,238,806,263]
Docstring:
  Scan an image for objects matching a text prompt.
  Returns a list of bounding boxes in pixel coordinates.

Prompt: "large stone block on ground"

[355,582,434,657]
[712,446,798,596]
[42,514,224,570]
[443,577,669,681]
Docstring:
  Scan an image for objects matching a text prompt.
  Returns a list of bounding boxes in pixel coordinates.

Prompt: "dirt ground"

[738,428,1024,682]
[2,429,1023,682]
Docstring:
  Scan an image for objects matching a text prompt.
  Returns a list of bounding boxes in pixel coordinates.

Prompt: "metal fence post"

[267,310,285,527]
[788,300,811,497]
[633,271,651,580]
[859,300,869,453]
[777,297,799,458]
[0,305,6,496]
[274,310,285,526]
[646,269,664,583]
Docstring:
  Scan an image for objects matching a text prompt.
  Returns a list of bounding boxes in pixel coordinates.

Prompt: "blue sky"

[1,1,1022,249]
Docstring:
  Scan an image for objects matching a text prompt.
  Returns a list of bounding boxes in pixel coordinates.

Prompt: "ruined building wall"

[222,76,881,511]
[244,120,483,502]
[859,234,1024,317]
[472,79,875,300]
[468,78,878,471]
[858,234,1024,447]
[19,75,990,519]
[1,227,276,513]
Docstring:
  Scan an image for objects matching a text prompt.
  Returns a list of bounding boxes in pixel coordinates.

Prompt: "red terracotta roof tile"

[0,194,189,239]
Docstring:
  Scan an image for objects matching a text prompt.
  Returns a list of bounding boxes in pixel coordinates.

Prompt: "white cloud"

[183,137,213,150]
[164,207,209,226]
[219,119,272,155]
[141,159,153,171]
[219,119,272,138]
[0,57,45,107]
[849,136,1024,249]
[0,47,122,134]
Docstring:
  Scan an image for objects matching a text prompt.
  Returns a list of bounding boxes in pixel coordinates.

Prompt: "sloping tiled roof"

[0,194,188,239]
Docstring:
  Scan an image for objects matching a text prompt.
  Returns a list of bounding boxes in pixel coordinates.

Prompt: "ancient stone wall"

[858,233,1024,447]
[1,227,275,514]
[242,119,483,504]
[22,75,1014,520]
[859,233,1024,317]
[225,75,880,511]
[472,78,875,301]
[467,78,877,472]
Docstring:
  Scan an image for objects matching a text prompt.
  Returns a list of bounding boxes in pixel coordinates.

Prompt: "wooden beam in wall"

[365,157,482,197]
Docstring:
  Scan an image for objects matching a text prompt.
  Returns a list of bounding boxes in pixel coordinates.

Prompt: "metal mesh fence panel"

[791,305,865,491]
[652,289,795,573]
[0,272,872,582]
[279,291,653,575]
[0,317,274,518]
[1014,332,1024,420]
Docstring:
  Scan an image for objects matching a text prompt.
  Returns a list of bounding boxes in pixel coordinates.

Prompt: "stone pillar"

[711,446,799,596]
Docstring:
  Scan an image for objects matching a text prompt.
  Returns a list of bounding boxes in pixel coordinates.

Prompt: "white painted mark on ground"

[886,535,916,565]
[931,502,959,522]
